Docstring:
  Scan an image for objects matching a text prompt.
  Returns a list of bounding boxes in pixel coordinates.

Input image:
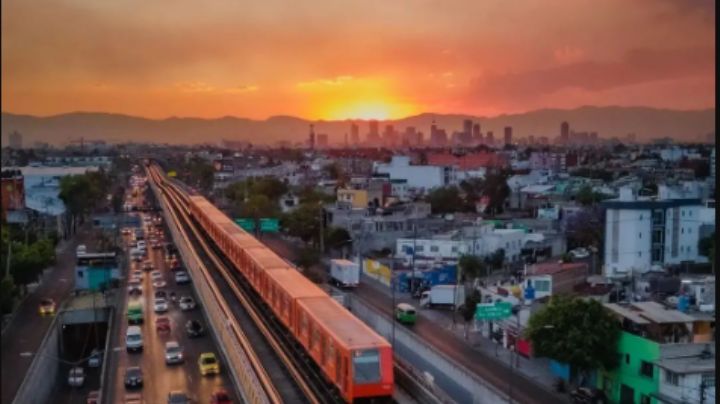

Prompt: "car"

[124,393,143,404]
[68,367,85,387]
[198,352,220,376]
[570,247,590,259]
[150,270,163,280]
[179,296,196,311]
[38,298,56,316]
[154,298,169,313]
[185,320,205,338]
[142,261,153,272]
[154,290,167,300]
[124,366,143,389]
[210,390,232,404]
[153,280,167,288]
[87,349,102,367]
[152,241,163,249]
[155,316,171,332]
[121,228,132,235]
[131,270,143,280]
[86,390,100,404]
[174,271,190,284]
[128,281,142,296]
[164,341,184,365]
[167,391,189,404]
[126,326,143,352]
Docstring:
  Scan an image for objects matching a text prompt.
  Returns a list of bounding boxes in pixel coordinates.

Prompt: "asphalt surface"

[0,227,90,404]
[105,193,238,403]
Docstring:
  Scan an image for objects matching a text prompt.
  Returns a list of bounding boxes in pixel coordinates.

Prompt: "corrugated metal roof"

[604,303,651,324]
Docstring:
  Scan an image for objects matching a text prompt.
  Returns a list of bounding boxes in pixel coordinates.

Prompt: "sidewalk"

[360,274,561,392]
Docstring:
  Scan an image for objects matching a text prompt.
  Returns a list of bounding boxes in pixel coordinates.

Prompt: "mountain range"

[1,106,715,147]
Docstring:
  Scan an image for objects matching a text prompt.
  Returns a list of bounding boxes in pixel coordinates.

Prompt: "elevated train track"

[148,164,395,403]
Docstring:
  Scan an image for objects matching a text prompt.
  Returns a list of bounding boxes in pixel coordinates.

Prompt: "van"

[76,244,87,256]
[395,303,417,325]
[126,326,143,352]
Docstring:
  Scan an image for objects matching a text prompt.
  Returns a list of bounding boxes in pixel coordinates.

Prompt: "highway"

[0,228,90,404]
[105,183,238,403]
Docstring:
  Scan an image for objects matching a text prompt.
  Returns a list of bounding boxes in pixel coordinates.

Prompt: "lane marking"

[20,352,33,357]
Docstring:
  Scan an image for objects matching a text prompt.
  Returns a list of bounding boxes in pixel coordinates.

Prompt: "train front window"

[352,349,381,384]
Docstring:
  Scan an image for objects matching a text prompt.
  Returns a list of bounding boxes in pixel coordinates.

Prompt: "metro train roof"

[298,296,391,349]
[243,246,294,269]
[266,269,327,299]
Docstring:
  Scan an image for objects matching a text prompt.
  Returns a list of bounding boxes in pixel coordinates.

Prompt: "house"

[653,343,715,404]
[373,156,452,192]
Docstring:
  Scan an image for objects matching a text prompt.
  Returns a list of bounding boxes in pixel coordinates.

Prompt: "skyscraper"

[472,123,481,143]
[350,122,360,144]
[308,124,315,150]
[504,126,512,146]
[463,119,473,138]
[8,131,22,149]
[368,120,380,145]
[486,131,494,146]
[560,121,570,144]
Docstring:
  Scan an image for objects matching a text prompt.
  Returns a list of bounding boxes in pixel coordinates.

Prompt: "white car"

[153,280,167,288]
[68,367,85,387]
[150,271,163,281]
[570,247,590,259]
[131,270,143,280]
[128,281,142,295]
[179,296,196,311]
[164,341,184,365]
[154,298,169,313]
[174,271,190,284]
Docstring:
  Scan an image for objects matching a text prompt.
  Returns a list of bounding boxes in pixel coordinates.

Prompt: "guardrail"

[12,310,61,404]
[148,173,272,404]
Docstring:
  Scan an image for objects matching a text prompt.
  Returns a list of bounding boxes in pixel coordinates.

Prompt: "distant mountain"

[1,106,715,146]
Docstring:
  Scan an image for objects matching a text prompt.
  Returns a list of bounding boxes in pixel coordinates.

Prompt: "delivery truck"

[419,284,465,309]
[329,259,360,288]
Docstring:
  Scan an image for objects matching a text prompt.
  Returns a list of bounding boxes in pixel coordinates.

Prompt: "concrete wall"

[347,294,509,404]
[12,315,60,404]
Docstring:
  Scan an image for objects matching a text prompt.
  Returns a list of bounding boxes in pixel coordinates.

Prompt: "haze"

[2,0,715,121]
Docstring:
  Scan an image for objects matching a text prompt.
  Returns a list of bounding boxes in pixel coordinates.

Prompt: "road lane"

[106,198,237,403]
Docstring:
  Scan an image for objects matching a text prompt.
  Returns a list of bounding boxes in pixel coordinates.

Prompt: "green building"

[597,331,660,404]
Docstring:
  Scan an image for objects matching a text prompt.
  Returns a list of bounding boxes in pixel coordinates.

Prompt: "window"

[639,232,642,239]
[416,245,424,252]
[534,280,551,292]
[451,246,458,253]
[701,373,714,386]
[638,251,642,258]
[640,361,653,378]
[639,214,643,220]
[664,370,679,386]
[682,210,685,217]
[352,349,381,384]
[625,354,630,364]
[640,395,651,404]
[430,245,439,253]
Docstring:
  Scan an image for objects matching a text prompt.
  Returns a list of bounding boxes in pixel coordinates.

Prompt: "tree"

[283,203,322,244]
[325,227,352,251]
[0,276,17,314]
[698,233,715,270]
[485,248,505,270]
[526,296,620,378]
[576,185,602,206]
[458,255,485,281]
[296,247,321,270]
[482,171,510,215]
[459,290,482,339]
[426,186,465,214]
[565,206,605,251]
[323,162,344,181]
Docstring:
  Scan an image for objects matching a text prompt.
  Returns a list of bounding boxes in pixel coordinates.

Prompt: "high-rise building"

[9,131,22,149]
[350,122,360,144]
[486,131,494,146]
[402,127,417,147]
[368,120,380,145]
[308,124,315,150]
[463,119,473,138]
[317,133,328,148]
[528,135,535,145]
[504,126,513,146]
[560,122,570,144]
[472,124,481,143]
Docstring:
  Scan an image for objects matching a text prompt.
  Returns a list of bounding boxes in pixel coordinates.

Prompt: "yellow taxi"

[38,298,56,316]
[198,352,220,376]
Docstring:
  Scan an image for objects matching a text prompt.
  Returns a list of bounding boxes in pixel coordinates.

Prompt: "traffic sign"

[235,218,255,231]
[167,170,177,177]
[475,301,513,320]
[259,218,280,233]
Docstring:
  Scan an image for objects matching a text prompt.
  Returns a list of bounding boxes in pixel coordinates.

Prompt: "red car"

[210,390,232,404]
[155,316,171,332]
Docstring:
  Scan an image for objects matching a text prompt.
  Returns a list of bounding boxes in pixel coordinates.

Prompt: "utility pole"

[319,203,324,254]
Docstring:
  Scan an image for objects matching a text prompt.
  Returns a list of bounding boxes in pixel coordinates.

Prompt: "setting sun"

[324,100,416,120]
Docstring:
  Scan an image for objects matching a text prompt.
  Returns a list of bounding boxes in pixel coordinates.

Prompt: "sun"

[324,100,416,120]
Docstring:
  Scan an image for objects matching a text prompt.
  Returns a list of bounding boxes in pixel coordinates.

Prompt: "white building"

[395,224,527,266]
[603,187,716,278]
[654,344,715,404]
[374,156,452,192]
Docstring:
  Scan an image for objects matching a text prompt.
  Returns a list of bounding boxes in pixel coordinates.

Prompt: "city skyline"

[2,1,715,121]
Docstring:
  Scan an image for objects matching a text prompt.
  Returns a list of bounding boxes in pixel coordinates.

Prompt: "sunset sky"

[1,0,715,120]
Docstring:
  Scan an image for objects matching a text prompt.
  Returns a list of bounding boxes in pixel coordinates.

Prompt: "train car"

[239,246,294,292]
[260,269,326,329]
[294,296,394,402]
[226,233,263,268]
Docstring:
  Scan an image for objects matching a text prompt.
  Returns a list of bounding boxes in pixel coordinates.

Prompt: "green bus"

[127,301,144,324]
[395,303,417,325]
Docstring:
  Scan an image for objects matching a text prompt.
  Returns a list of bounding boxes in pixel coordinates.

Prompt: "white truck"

[330,259,360,288]
[420,284,465,309]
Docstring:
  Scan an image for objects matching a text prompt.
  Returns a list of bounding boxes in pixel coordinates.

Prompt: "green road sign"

[235,218,255,231]
[260,218,280,233]
[475,301,513,320]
